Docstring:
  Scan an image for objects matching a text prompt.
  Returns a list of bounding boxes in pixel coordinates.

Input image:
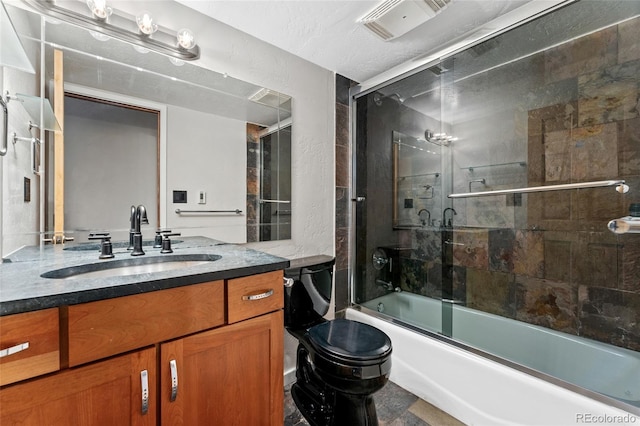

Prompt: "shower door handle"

[351,196,366,202]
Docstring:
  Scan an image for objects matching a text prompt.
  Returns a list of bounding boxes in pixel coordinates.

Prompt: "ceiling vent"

[249,88,291,107]
[358,0,451,41]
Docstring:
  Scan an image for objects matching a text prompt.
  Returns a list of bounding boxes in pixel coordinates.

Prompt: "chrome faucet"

[418,208,431,227]
[130,205,149,256]
[443,207,457,228]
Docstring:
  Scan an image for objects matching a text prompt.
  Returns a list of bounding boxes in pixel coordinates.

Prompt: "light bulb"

[136,12,157,35]
[86,0,111,20]
[176,28,196,49]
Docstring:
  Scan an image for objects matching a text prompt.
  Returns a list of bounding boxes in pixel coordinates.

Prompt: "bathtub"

[347,292,640,425]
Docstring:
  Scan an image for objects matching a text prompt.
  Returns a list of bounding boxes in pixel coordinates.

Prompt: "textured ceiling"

[176,0,552,83]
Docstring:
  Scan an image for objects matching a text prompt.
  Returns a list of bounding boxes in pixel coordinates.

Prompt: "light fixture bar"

[22,0,200,61]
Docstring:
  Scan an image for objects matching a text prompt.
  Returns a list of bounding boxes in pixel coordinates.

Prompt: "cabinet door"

[161,310,284,426]
[0,347,156,426]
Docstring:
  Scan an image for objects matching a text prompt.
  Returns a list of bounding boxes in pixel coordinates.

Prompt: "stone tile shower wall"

[397,16,640,352]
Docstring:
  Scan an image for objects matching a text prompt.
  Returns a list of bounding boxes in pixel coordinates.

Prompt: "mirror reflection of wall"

[246,123,292,242]
[259,125,291,241]
[60,94,159,243]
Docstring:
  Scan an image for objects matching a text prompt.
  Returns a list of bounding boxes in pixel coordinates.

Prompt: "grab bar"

[260,199,291,204]
[175,209,242,215]
[449,180,628,198]
[0,96,8,156]
[12,133,41,174]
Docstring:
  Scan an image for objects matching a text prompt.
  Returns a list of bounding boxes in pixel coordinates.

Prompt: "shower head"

[373,92,383,106]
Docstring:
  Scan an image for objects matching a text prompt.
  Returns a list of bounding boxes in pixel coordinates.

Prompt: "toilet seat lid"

[307,319,392,363]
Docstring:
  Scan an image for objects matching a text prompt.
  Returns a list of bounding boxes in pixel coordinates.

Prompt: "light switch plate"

[198,191,206,204]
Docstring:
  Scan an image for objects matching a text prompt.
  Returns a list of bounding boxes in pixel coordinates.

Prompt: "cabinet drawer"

[227,270,284,324]
[0,308,60,386]
[66,281,224,367]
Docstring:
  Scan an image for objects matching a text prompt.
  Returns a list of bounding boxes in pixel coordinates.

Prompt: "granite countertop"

[0,236,289,316]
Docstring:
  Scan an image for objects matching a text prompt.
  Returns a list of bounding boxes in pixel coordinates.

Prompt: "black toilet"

[284,255,392,426]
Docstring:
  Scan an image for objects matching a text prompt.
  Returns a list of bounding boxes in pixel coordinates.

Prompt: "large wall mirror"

[5,1,292,246]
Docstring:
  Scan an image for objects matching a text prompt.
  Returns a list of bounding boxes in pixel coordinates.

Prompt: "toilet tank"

[284,255,335,329]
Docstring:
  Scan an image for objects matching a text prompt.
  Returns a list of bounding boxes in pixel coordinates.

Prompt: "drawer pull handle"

[141,370,149,415]
[242,289,274,301]
[170,359,178,402]
[0,342,29,358]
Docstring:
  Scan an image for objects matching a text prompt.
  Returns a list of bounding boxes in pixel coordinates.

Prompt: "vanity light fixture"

[135,11,157,35]
[86,0,111,20]
[176,28,196,50]
[22,0,200,61]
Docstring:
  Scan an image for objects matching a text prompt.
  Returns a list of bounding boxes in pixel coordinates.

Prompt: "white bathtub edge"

[346,308,639,426]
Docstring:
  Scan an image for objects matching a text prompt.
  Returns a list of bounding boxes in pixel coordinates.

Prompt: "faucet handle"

[160,232,181,254]
[88,232,114,259]
[89,231,110,238]
[154,229,172,248]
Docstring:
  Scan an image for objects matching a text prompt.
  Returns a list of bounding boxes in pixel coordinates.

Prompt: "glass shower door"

[352,65,448,336]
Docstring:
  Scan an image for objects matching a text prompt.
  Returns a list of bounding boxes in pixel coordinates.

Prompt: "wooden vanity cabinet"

[0,271,284,426]
[161,310,283,426]
[0,308,60,386]
[0,347,157,426]
[161,271,284,426]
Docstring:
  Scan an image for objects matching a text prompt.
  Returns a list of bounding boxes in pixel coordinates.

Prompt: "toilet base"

[292,344,382,426]
[291,381,379,426]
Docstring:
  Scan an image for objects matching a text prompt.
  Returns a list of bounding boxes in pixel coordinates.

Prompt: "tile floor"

[284,380,465,426]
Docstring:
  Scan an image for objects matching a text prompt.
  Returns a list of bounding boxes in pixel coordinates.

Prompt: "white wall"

[165,105,247,243]
[64,97,158,243]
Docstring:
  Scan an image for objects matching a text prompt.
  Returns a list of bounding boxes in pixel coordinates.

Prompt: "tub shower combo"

[347,0,640,424]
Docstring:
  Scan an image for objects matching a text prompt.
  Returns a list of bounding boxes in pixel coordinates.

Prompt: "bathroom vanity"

[0,237,288,425]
